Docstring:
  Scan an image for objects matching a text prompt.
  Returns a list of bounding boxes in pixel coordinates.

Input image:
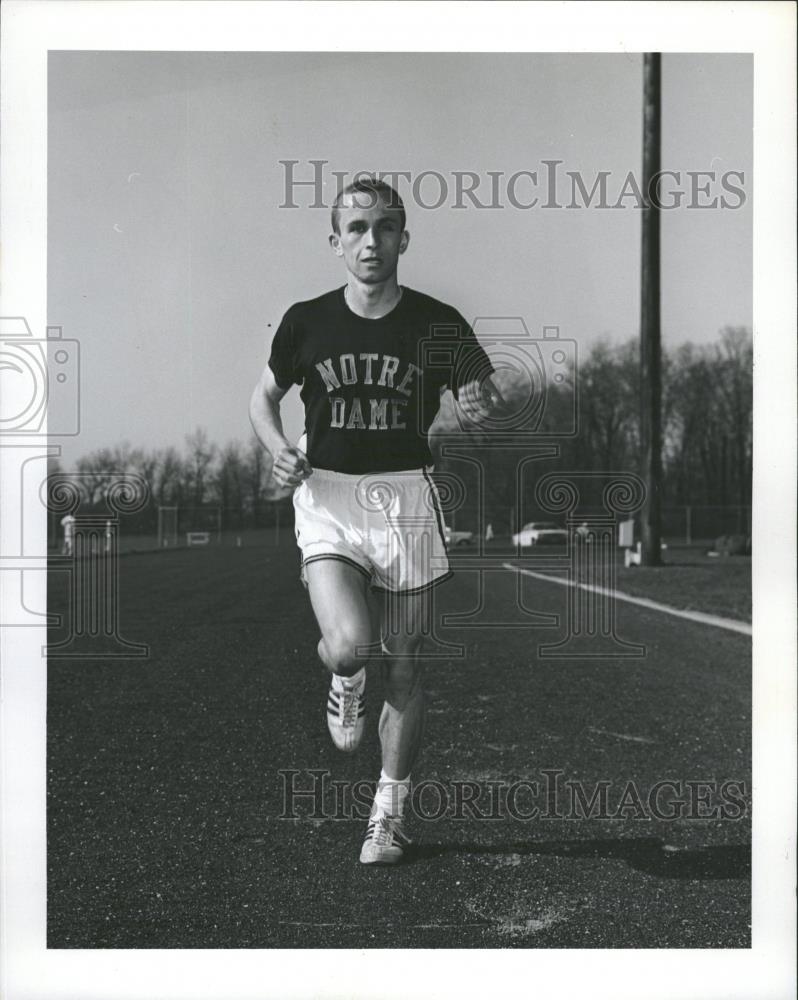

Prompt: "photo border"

[1,2,795,998]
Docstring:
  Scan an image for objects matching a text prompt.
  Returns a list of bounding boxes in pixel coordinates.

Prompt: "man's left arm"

[448,314,514,427]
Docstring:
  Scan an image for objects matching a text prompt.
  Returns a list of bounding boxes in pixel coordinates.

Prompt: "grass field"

[106,531,752,623]
[486,539,750,623]
[47,539,751,948]
[612,549,751,623]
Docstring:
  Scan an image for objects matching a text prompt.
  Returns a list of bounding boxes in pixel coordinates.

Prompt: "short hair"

[331,178,406,234]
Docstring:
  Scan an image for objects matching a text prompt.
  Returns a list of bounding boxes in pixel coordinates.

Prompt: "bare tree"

[579,340,639,471]
[663,328,752,518]
[129,447,161,502]
[214,442,246,526]
[155,447,186,506]
[246,436,273,524]
[715,326,753,528]
[184,428,216,508]
[75,447,117,504]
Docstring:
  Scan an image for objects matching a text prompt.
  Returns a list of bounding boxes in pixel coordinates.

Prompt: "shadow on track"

[406,838,750,879]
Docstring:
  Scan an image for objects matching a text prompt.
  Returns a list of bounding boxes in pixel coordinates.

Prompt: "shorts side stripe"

[371,570,454,596]
[421,468,448,551]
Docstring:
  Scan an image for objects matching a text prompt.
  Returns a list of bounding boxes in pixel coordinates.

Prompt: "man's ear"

[329,232,343,256]
[399,230,410,254]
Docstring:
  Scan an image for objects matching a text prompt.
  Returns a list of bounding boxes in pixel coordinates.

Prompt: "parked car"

[511,521,568,547]
[444,524,474,547]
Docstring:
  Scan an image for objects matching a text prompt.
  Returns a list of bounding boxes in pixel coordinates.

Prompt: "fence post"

[685,505,692,546]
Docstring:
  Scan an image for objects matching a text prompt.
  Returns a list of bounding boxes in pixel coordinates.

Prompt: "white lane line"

[279,921,489,929]
[587,727,656,744]
[502,562,752,637]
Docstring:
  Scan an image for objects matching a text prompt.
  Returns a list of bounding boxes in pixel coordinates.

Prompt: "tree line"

[430,326,752,532]
[48,430,286,533]
[49,327,752,535]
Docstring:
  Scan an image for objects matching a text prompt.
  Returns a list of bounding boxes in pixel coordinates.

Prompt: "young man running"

[250,178,501,864]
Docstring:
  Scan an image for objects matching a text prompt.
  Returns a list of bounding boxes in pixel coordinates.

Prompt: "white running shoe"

[359,814,411,865]
[326,673,366,752]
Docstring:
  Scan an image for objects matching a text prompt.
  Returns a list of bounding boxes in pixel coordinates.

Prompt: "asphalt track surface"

[47,540,751,948]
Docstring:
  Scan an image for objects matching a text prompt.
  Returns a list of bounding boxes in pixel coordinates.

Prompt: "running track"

[47,540,751,948]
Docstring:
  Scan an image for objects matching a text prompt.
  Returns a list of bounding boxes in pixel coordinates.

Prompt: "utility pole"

[640,53,663,566]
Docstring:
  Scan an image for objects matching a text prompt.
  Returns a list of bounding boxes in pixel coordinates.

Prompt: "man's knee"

[320,630,372,676]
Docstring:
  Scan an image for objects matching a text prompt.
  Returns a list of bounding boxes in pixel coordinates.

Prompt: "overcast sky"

[48,52,752,464]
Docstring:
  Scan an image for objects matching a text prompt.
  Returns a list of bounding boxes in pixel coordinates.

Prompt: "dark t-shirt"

[268,286,493,474]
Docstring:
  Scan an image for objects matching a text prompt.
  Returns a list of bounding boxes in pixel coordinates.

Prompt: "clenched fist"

[456,377,510,426]
[272,444,313,489]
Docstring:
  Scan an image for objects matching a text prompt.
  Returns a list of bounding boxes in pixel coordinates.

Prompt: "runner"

[250,178,503,863]
[60,512,76,556]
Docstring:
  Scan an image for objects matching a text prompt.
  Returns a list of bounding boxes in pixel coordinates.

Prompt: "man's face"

[329,192,409,284]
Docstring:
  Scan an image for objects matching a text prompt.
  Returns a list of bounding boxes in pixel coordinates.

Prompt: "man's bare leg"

[304,565,427,757]
[305,559,378,677]
[378,588,429,780]
[360,588,429,863]
[304,564,429,861]
[305,559,379,751]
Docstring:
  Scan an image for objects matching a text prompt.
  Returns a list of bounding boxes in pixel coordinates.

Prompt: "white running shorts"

[292,466,452,594]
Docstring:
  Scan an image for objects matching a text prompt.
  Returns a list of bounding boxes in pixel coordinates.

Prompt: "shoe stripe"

[363,817,410,846]
[328,690,365,702]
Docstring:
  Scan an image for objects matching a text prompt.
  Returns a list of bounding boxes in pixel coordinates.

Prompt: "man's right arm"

[249,365,312,488]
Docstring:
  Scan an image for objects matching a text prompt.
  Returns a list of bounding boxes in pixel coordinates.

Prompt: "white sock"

[332,667,366,692]
[372,769,411,819]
